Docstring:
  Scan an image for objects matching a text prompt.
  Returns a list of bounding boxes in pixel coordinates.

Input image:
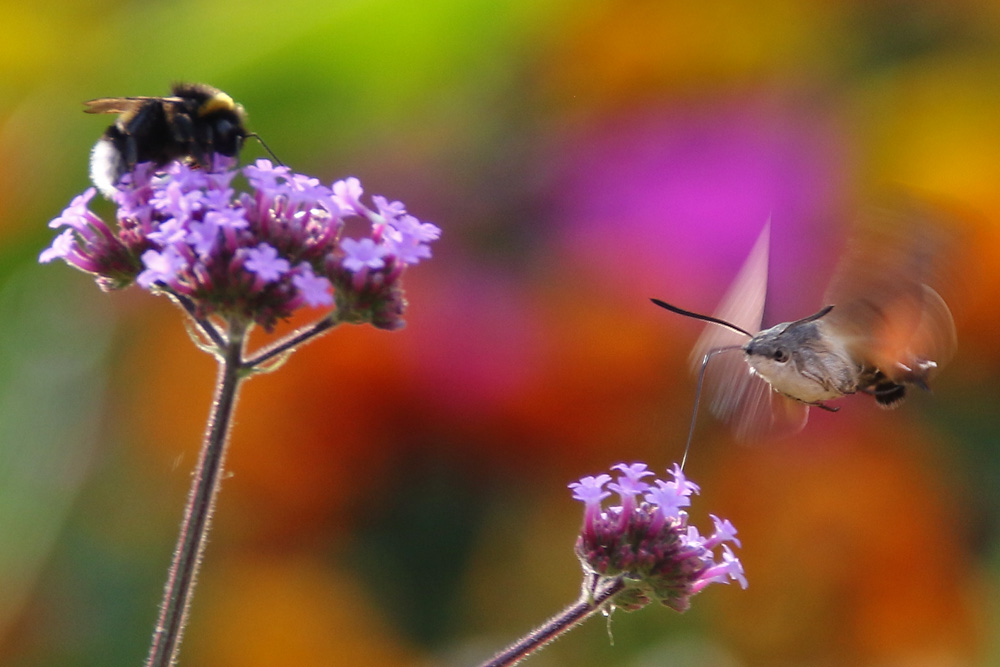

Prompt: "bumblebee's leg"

[170,111,199,164]
[122,132,139,169]
[168,108,195,143]
[198,123,214,167]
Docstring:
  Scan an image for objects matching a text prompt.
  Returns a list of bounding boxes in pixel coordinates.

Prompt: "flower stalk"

[146,320,247,667]
[479,576,626,667]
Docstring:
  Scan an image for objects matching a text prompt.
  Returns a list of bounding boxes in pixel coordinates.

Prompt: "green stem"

[243,312,338,370]
[145,321,247,667]
[167,292,226,350]
[478,576,625,667]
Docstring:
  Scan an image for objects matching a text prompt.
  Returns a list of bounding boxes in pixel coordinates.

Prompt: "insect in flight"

[652,207,957,455]
[84,82,280,197]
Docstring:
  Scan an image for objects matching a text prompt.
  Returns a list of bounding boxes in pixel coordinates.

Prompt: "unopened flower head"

[569,462,746,613]
[40,160,440,331]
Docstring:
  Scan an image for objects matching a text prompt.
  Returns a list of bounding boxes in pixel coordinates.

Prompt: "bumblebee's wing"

[823,201,957,388]
[84,97,153,115]
[82,96,183,115]
[690,221,810,441]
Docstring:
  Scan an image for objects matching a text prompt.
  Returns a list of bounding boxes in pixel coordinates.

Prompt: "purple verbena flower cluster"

[40,159,439,331]
[569,462,746,613]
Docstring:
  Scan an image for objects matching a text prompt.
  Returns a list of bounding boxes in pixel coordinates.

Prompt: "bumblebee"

[84,82,251,196]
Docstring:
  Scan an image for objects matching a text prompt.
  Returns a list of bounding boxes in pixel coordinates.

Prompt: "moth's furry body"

[745,319,858,404]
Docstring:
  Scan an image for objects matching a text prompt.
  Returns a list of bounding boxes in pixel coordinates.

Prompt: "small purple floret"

[244,243,290,283]
[292,265,333,308]
[137,247,186,289]
[340,237,387,272]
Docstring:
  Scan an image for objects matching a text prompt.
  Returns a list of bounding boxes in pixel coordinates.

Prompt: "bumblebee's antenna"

[681,346,742,469]
[650,298,754,338]
[246,133,284,167]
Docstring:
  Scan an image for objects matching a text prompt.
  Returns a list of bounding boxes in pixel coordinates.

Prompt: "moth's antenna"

[246,132,284,167]
[786,304,834,327]
[681,345,743,469]
[650,298,754,338]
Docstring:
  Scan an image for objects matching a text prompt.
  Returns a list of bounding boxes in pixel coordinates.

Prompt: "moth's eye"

[773,348,789,363]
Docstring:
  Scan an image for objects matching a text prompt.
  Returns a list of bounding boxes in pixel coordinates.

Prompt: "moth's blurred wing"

[708,350,811,442]
[823,203,957,387]
[690,222,804,440]
[690,222,769,370]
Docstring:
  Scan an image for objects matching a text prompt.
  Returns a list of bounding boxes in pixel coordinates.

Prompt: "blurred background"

[2,0,999,665]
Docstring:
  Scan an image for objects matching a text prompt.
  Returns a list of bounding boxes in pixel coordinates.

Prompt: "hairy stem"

[145,321,247,667]
[167,291,226,350]
[243,312,338,370]
[478,576,625,667]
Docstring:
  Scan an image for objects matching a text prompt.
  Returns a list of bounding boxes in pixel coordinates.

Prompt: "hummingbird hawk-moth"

[653,207,957,445]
